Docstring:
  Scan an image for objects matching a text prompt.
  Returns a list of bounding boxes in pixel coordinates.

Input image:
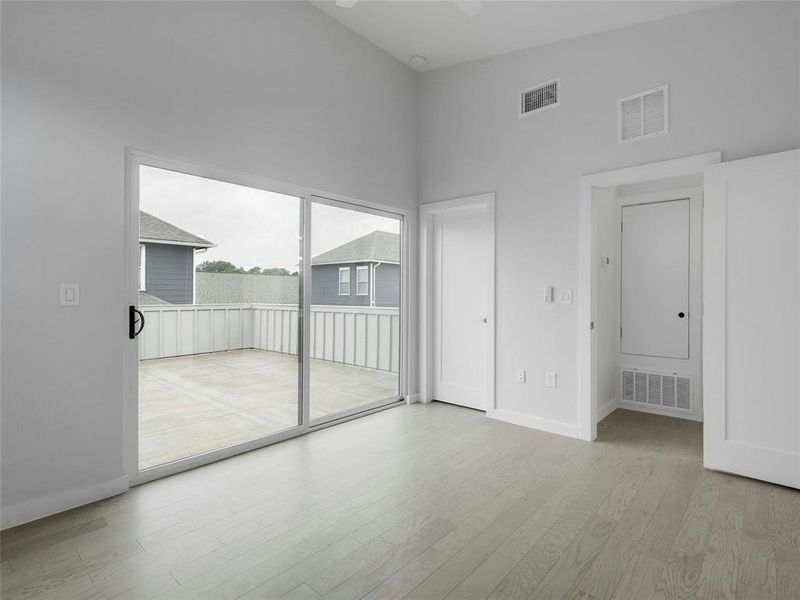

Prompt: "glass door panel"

[137,165,302,470]
[309,200,402,422]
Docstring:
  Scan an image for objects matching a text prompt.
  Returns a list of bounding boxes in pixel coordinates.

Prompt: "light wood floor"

[1,404,798,600]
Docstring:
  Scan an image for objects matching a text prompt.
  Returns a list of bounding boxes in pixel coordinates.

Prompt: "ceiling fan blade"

[335,0,359,7]
[454,0,485,17]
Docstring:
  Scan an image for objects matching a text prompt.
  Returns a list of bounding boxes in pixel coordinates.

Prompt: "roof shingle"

[139,211,214,247]
[312,231,399,265]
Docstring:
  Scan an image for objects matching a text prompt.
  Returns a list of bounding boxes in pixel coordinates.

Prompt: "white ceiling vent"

[620,367,692,413]
[520,78,560,117]
[618,85,668,143]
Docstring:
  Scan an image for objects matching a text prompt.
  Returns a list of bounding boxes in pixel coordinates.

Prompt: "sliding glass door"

[137,165,302,471]
[131,156,404,479]
[308,199,402,422]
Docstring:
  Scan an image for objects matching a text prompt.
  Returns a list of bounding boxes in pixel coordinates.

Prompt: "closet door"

[620,198,690,359]
[703,149,799,488]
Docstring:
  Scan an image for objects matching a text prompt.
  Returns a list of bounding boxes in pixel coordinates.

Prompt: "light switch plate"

[557,289,572,304]
[544,286,555,304]
[60,283,80,306]
[516,369,526,383]
[546,371,557,388]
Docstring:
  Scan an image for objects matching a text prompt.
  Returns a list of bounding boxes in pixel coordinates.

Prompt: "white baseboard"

[597,400,618,422]
[617,400,703,422]
[1,475,129,530]
[487,409,583,440]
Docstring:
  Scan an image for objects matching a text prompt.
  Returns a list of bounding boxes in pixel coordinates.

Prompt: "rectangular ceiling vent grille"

[620,368,692,413]
[618,85,668,143]
[520,78,560,117]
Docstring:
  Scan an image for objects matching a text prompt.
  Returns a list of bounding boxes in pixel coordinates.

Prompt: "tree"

[196,261,297,276]
[196,260,244,273]
[259,267,292,276]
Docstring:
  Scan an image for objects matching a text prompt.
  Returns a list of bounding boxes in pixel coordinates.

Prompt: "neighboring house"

[311,231,400,307]
[139,211,214,304]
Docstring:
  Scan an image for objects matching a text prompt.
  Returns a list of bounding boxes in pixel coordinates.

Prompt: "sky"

[140,166,400,271]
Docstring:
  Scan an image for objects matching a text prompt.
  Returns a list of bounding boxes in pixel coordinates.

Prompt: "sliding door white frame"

[124,148,410,485]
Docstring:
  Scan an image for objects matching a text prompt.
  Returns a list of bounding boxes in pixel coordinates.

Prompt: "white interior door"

[433,207,489,410]
[621,199,690,359]
[704,149,799,488]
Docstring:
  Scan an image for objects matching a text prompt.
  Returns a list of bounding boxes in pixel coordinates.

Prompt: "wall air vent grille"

[618,85,668,142]
[520,78,560,116]
[620,368,693,413]
[621,370,635,402]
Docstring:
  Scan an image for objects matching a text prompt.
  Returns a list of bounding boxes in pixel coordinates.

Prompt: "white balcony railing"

[138,303,400,373]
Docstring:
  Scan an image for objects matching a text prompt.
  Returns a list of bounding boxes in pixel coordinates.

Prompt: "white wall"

[417,1,800,434]
[0,1,417,526]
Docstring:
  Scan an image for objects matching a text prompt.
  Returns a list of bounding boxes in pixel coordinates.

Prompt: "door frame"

[578,151,720,441]
[124,148,411,484]
[418,192,496,409]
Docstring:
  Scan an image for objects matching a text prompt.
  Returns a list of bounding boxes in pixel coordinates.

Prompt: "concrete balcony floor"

[139,349,399,469]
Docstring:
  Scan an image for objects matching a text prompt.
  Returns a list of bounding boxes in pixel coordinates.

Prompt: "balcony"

[138,303,399,469]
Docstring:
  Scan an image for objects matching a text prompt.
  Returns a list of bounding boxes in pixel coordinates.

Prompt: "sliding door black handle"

[129,305,145,339]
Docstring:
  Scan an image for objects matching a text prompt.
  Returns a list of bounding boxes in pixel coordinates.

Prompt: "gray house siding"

[312,264,369,307]
[374,264,400,308]
[145,243,194,304]
[311,263,399,307]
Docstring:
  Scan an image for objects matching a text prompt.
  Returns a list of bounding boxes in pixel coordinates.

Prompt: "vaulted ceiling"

[311,1,727,71]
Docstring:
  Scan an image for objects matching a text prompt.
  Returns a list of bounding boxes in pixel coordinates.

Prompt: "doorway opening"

[578,152,721,441]
[595,179,703,429]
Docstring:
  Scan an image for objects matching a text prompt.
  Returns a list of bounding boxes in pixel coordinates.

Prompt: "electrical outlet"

[59,283,80,306]
[516,369,526,383]
[545,371,557,388]
[557,289,572,304]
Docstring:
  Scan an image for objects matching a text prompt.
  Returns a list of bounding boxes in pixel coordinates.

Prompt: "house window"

[356,265,369,296]
[139,244,146,291]
[338,266,350,295]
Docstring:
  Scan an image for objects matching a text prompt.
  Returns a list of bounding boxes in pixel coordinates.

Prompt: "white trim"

[139,244,146,291]
[487,409,582,440]
[356,265,369,296]
[301,195,311,431]
[338,266,351,296]
[519,77,561,118]
[138,238,214,249]
[1,475,129,530]
[133,427,304,485]
[618,400,703,422]
[596,400,617,423]
[578,151,721,441]
[309,396,403,428]
[312,260,399,267]
[419,193,495,411]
